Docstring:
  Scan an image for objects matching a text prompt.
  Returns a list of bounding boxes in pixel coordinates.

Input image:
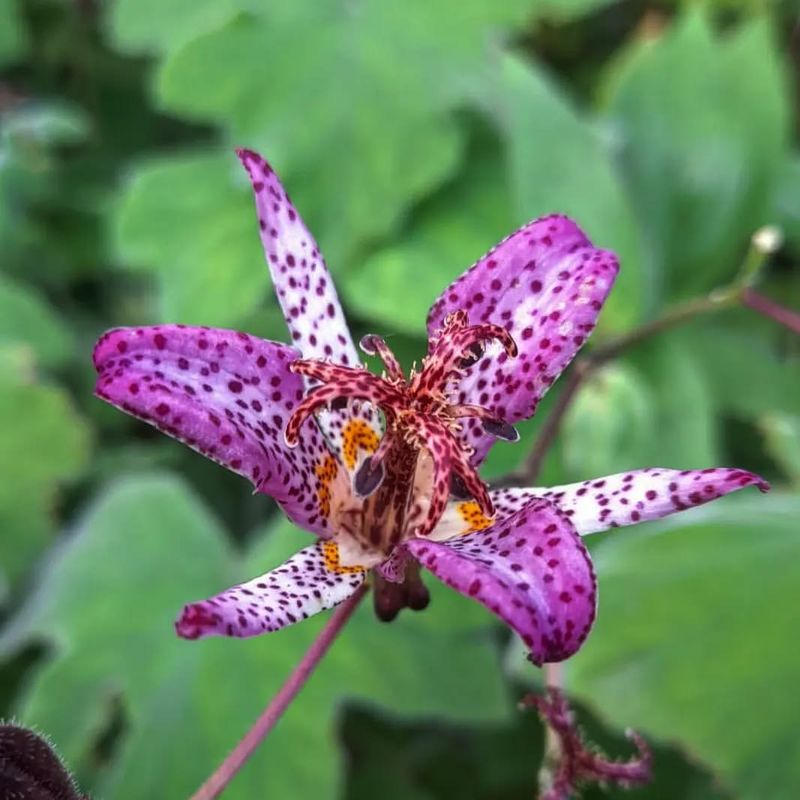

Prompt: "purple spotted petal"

[408,499,596,665]
[175,541,366,639]
[493,467,770,536]
[93,325,347,537]
[428,215,618,464]
[237,148,381,462]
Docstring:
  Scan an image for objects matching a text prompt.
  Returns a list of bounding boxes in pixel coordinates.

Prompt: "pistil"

[284,313,520,557]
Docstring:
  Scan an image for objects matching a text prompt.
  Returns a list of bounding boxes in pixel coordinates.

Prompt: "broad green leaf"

[759,413,800,486]
[601,11,789,300]
[153,3,548,267]
[561,363,655,479]
[627,336,719,467]
[0,276,73,367]
[109,0,246,55]
[683,319,800,419]
[488,54,645,330]
[5,476,511,799]
[114,151,269,325]
[341,138,512,335]
[774,154,800,251]
[560,337,719,482]
[568,492,800,799]
[0,0,27,67]
[0,348,91,587]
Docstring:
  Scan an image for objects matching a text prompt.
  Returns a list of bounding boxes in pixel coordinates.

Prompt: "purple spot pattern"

[93,324,344,537]
[427,215,618,465]
[237,148,380,463]
[490,467,771,536]
[175,542,366,639]
[408,499,596,665]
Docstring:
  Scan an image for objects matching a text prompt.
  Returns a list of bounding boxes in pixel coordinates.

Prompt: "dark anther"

[330,396,349,411]
[483,418,520,442]
[449,472,472,500]
[354,457,385,497]
[458,341,485,368]
[358,334,382,355]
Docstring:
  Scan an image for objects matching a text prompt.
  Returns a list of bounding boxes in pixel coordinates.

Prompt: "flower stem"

[741,288,800,335]
[537,662,565,795]
[189,584,369,800]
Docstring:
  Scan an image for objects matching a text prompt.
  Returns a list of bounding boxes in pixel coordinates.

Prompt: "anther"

[482,418,520,442]
[359,334,382,355]
[449,472,472,500]
[458,341,484,369]
[354,456,385,497]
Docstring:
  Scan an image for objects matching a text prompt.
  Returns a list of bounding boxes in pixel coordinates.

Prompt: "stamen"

[416,318,518,395]
[449,472,471,500]
[284,368,403,447]
[482,418,520,442]
[359,334,404,382]
[354,457,385,497]
[458,341,484,368]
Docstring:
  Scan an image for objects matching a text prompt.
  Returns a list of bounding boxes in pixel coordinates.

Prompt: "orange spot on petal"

[457,501,493,534]
[341,419,380,471]
[315,454,339,518]
[321,540,365,574]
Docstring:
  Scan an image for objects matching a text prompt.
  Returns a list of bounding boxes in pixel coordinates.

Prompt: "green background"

[1,0,798,797]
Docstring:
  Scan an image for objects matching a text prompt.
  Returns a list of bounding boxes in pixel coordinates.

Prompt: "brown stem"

[189,584,369,800]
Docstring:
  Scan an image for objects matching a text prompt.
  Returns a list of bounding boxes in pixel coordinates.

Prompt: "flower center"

[284,311,518,555]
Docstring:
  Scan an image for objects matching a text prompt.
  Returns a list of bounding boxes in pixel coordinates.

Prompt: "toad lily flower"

[93,149,769,665]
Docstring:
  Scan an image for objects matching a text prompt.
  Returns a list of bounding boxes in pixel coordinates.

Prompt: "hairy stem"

[537,662,565,795]
[189,584,369,800]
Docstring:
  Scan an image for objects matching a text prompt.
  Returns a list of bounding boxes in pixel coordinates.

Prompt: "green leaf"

[602,11,789,300]
[684,319,800,419]
[0,348,91,587]
[560,337,719,481]
[6,475,511,799]
[151,3,548,268]
[0,277,73,367]
[561,363,655,479]
[341,137,512,335]
[109,0,245,55]
[0,0,27,67]
[627,336,719,467]
[774,154,800,251]
[568,492,800,799]
[759,413,800,486]
[114,151,269,325]
[488,54,645,330]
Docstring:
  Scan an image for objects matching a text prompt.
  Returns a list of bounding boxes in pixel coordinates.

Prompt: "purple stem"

[189,584,369,800]
[742,288,800,334]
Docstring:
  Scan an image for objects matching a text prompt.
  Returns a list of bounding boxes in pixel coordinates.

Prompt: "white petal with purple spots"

[237,148,381,464]
[427,215,618,465]
[175,541,366,639]
[493,467,770,536]
[408,498,596,665]
[93,324,348,538]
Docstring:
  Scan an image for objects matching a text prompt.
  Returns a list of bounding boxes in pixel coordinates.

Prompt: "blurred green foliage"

[0,1,798,798]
